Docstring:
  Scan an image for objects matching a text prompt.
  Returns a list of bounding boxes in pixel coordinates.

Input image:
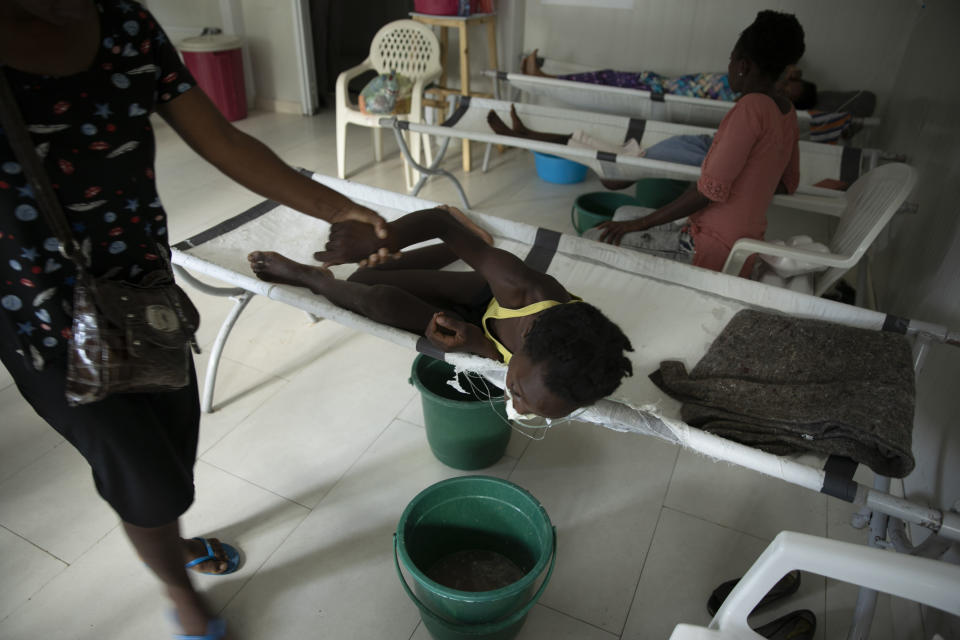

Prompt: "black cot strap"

[626,118,646,144]
[523,228,561,274]
[651,91,666,102]
[882,314,909,334]
[416,336,446,361]
[840,146,863,185]
[497,71,508,80]
[596,151,617,163]
[440,96,471,128]
[173,198,280,251]
[820,455,859,502]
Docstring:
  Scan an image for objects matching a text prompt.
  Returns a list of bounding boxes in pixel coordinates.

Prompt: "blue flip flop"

[172,616,227,640]
[184,537,241,575]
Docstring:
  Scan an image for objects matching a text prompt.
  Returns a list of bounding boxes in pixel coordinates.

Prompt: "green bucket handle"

[570,204,582,236]
[393,526,557,636]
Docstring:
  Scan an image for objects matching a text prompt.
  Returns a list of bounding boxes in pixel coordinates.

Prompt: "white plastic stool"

[669,531,960,640]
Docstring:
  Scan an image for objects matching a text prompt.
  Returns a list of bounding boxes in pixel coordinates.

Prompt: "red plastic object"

[414,0,459,15]
[181,46,246,122]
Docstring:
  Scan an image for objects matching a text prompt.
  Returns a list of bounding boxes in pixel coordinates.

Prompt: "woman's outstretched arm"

[595,187,710,246]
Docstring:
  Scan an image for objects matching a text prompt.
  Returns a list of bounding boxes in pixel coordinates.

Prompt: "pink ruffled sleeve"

[697,99,762,203]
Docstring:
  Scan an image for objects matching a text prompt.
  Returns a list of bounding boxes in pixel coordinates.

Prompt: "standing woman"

[0,1,387,638]
[587,11,804,275]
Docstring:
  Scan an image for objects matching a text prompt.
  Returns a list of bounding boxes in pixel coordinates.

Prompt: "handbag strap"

[0,68,85,267]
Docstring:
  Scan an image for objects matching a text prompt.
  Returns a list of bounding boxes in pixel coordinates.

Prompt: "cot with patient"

[171,173,960,556]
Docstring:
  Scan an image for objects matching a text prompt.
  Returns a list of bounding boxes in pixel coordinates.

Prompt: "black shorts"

[1,340,201,527]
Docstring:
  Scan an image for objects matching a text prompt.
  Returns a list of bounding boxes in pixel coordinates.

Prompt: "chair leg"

[372,127,383,163]
[337,120,348,179]
[423,132,434,168]
[406,131,423,191]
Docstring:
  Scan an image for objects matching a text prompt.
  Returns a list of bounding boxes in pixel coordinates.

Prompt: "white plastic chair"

[669,531,960,640]
[722,163,917,296]
[335,20,442,190]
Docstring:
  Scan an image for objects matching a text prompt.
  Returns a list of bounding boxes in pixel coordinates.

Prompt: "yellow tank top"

[481,295,581,363]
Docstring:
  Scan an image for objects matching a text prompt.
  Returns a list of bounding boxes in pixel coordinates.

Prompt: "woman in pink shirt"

[591,10,803,275]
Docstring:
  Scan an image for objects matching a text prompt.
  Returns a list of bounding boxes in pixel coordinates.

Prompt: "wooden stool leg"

[486,18,498,74]
[439,28,449,88]
[459,22,471,172]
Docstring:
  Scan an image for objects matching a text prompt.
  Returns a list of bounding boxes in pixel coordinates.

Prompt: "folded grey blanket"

[651,309,915,477]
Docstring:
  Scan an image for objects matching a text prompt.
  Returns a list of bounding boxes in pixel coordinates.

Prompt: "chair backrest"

[368,20,442,82]
[814,162,916,296]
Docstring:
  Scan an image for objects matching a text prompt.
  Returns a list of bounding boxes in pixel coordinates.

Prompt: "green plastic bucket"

[570,192,639,235]
[410,355,510,470]
[571,179,693,235]
[634,178,691,208]
[395,476,557,640]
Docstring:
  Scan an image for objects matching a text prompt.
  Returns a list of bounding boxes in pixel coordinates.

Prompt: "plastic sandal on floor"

[707,569,801,616]
[754,609,816,640]
[172,616,228,640]
[184,537,242,575]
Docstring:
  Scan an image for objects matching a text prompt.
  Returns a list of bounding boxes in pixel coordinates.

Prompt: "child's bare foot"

[522,49,546,76]
[486,109,515,136]
[440,205,493,245]
[248,251,332,293]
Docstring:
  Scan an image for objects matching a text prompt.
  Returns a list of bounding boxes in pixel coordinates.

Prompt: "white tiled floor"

[0,108,892,639]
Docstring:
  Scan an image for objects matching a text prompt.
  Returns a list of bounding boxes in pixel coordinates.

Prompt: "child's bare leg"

[248,251,439,333]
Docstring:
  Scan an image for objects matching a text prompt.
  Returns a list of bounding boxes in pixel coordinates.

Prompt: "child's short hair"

[522,302,633,406]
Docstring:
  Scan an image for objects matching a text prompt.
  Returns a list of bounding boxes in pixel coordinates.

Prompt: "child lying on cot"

[248,206,634,419]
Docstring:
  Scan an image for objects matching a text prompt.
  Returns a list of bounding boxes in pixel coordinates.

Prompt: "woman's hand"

[594,219,647,246]
[329,204,389,240]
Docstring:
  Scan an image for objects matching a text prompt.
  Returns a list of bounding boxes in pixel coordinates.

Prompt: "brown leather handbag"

[1,69,200,405]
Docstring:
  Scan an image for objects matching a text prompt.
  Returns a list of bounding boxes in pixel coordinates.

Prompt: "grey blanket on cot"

[651,309,916,478]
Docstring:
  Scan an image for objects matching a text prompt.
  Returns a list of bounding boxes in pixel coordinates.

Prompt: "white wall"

[872,0,960,526]
[146,0,304,112]
[522,0,919,114]
[869,2,960,635]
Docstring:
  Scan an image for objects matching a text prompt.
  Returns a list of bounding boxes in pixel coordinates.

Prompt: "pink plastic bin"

[179,34,246,122]
[414,0,459,15]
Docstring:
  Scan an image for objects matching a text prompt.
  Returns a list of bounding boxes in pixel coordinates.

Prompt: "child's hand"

[313,220,394,267]
[426,312,478,352]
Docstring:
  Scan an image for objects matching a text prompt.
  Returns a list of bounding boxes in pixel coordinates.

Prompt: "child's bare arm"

[316,207,566,307]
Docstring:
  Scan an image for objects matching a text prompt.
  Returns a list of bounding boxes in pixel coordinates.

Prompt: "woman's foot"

[522,49,547,76]
[486,106,530,139]
[508,105,529,135]
[248,251,333,293]
[182,537,238,575]
[487,109,516,136]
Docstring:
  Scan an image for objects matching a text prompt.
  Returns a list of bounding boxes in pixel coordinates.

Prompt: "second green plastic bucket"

[395,476,557,640]
[410,355,510,470]
[634,177,691,208]
[570,192,639,235]
[571,178,694,235]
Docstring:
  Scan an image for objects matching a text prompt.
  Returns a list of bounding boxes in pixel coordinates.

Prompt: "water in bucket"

[395,476,557,640]
[410,355,510,470]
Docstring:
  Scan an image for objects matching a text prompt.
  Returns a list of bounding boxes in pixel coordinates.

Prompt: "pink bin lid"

[178,34,243,53]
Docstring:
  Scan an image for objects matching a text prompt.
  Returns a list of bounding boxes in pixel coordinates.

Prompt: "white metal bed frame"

[170,174,959,640]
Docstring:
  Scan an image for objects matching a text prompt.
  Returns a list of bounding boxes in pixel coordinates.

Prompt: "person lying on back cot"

[248,206,634,419]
